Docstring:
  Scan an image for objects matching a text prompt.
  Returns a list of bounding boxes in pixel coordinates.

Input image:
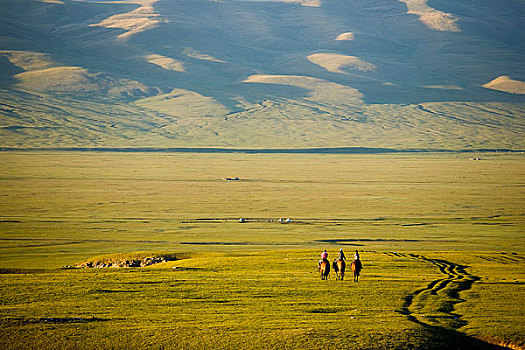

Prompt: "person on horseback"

[318,249,331,280]
[332,248,347,280]
[353,249,362,272]
[319,249,328,267]
[338,248,346,262]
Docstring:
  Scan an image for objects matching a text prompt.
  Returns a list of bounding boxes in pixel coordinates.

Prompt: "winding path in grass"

[388,252,480,329]
[389,253,525,349]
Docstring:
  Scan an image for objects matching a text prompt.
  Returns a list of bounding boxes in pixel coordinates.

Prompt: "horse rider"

[338,248,346,262]
[319,249,328,267]
[353,249,362,270]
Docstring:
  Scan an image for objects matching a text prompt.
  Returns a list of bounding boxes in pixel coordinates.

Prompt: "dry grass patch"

[90,0,165,39]
[136,88,230,117]
[335,32,355,41]
[307,53,376,74]
[240,0,321,7]
[399,0,460,32]
[182,48,225,63]
[0,50,56,71]
[244,74,363,105]
[14,66,157,97]
[482,76,525,95]
[145,54,185,72]
[424,85,463,90]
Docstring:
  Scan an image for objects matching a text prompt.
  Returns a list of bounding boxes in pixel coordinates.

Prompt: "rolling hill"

[0,0,524,150]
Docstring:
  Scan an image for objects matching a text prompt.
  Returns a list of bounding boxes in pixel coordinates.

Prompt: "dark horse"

[333,259,346,280]
[350,259,362,282]
[319,259,330,280]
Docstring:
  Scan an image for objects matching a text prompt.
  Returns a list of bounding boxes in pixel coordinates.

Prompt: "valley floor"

[0,152,523,349]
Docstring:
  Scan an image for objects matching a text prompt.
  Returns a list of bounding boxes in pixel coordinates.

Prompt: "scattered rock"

[75,254,177,269]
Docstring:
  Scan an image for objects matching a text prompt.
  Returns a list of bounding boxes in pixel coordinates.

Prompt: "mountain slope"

[0,0,523,149]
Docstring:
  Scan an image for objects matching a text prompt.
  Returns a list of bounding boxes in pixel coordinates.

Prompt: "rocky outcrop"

[68,254,183,269]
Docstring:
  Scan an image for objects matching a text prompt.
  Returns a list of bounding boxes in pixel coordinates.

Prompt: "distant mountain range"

[1,0,524,150]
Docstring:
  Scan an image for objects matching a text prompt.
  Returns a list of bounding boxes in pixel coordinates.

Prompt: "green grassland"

[0,152,524,349]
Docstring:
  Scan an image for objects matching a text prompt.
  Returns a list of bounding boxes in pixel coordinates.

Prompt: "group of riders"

[318,248,362,274]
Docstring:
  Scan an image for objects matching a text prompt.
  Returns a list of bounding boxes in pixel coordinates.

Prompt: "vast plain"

[1,0,524,348]
[0,152,523,349]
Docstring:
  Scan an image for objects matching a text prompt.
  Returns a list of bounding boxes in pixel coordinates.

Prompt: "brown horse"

[319,259,330,280]
[350,259,362,282]
[333,259,346,280]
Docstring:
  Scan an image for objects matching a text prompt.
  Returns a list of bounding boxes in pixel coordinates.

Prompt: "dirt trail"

[388,252,480,329]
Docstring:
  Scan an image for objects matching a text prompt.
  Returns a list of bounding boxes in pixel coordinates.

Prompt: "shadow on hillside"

[357,83,525,105]
[409,323,511,350]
